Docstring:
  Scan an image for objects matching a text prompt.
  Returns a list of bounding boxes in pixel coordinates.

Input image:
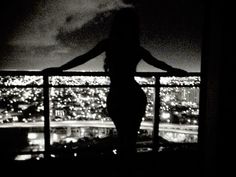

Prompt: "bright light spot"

[22,118,28,123]
[80,128,85,137]
[74,153,77,157]
[50,154,56,158]
[137,147,153,153]
[173,111,179,115]
[163,95,170,102]
[52,134,59,142]
[170,102,175,106]
[162,132,186,142]
[161,112,170,119]
[64,137,77,143]
[160,77,171,85]
[28,133,38,140]
[113,149,117,155]
[15,154,32,161]
[13,116,18,121]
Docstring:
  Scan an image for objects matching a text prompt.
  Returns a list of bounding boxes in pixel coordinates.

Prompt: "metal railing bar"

[43,75,50,160]
[0,85,43,88]
[0,70,200,76]
[159,85,201,88]
[47,84,156,88]
[153,75,161,152]
[0,84,200,88]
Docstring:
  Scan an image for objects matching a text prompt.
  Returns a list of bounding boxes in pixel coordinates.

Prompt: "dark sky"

[0,0,204,72]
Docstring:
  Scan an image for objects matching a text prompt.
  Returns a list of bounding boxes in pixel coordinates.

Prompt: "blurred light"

[80,128,85,137]
[64,137,77,143]
[113,149,117,155]
[163,95,170,102]
[173,111,179,115]
[52,133,59,142]
[161,112,170,119]
[28,133,38,139]
[13,116,18,121]
[15,154,32,161]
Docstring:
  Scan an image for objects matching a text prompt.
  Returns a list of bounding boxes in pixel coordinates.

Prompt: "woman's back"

[104,8,141,85]
[105,39,141,83]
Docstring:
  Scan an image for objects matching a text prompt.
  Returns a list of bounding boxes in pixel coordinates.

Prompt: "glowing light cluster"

[135,76,156,85]
[0,76,43,86]
[49,76,110,86]
[160,76,200,86]
[159,87,199,125]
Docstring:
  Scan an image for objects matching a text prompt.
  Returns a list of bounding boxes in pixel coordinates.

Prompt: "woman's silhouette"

[44,8,187,159]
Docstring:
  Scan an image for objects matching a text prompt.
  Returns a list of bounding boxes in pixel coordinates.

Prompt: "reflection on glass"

[159,87,199,143]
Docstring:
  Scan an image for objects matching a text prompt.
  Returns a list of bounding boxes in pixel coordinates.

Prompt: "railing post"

[153,74,161,152]
[43,74,50,159]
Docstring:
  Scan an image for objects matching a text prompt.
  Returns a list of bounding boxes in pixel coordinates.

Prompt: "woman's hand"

[42,67,62,74]
[169,68,188,76]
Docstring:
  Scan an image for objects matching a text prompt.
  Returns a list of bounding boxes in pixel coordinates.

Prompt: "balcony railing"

[0,71,200,161]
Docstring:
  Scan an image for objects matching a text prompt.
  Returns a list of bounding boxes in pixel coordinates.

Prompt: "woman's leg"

[112,114,141,159]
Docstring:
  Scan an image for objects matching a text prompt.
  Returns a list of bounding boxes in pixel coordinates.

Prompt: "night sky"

[0,0,204,72]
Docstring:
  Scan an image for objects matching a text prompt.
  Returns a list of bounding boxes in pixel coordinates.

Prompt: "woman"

[44,8,187,158]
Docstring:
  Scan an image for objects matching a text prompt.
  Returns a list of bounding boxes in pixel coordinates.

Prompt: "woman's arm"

[43,39,107,73]
[59,39,107,70]
[140,47,187,74]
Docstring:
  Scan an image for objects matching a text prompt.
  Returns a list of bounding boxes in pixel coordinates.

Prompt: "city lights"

[28,133,38,140]
[161,112,171,120]
[0,74,200,159]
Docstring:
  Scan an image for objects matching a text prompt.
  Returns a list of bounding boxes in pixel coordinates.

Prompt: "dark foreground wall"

[200,1,234,176]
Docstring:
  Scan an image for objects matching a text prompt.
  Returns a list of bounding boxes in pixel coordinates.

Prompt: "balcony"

[0,70,201,176]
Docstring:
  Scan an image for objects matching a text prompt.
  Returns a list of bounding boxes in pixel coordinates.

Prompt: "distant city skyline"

[0,0,204,72]
[0,74,199,150]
